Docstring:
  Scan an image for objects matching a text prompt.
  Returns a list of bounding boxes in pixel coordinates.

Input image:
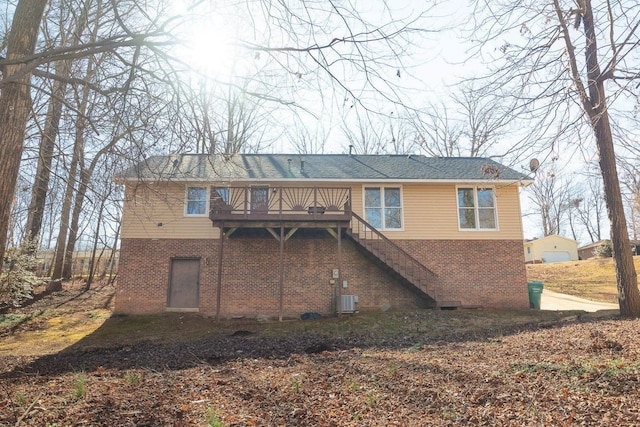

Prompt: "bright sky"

[175,0,478,124]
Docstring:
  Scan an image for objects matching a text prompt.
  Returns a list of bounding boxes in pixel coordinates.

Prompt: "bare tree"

[528,168,570,237]
[573,171,605,243]
[85,168,119,290]
[24,0,91,248]
[413,101,463,157]
[453,84,514,157]
[471,0,640,316]
[413,83,515,158]
[0,0,48,267]
[563,195,582,242]
[2,0,434,278]
[342,108,416,155]
[341,107,386,155]
[1,0,176,273]
[50,5,104,288]
[287,119,329,155]
[620,161,640,241]
[220,86,270,155]
[385,111,415,155]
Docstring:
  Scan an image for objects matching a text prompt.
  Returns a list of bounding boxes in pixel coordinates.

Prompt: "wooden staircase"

[346,212,440,305]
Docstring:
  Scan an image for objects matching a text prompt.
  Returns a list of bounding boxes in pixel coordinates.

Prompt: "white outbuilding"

[524,235,579,264]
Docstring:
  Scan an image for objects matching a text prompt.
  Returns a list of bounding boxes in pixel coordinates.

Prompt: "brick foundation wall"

[116,235,427,318]
[396,240,529,309]
[116,235,529,318]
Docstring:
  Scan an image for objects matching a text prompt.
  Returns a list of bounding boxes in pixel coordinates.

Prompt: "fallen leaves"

[6,319,640,426]
[3,284,640,425]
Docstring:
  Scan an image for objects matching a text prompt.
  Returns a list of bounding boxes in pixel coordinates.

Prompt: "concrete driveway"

[540,289,619,312]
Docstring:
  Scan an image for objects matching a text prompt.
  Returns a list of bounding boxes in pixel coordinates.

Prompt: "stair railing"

[349,212,438,298]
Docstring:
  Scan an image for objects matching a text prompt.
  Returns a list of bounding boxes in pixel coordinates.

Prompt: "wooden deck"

[210,186,351,229]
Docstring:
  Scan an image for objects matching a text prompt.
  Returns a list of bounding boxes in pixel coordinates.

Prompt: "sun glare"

[185,18,239,79]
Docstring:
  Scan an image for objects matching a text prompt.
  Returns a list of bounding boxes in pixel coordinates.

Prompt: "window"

[211,187,231,213]
[186,187,207,216]
[250,186,269,213]
[364,187,402,230]
[457,187,497,230]
[213,187,230,204]
[211,187,230,205]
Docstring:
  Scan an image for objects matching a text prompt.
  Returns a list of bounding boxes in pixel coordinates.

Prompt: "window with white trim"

[457,187,497,230]
[185,186,207,216]
[364,186,402,230]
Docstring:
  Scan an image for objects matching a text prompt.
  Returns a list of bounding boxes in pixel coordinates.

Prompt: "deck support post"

[216,224,224,321]
[337,223,342,317]
[279,223,285,321]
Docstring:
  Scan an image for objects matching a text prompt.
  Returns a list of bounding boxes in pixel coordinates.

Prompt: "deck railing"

[210,186,351,221]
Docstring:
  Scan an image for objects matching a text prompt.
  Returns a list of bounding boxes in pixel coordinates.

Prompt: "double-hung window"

[364,187,402,230]
[185,186,208,216]
[457,187,497,230]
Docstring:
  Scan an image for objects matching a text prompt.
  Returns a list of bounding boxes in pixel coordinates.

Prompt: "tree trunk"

[86,194,106,289]
[581,0,640,317]
[49,145,78,290]
[25,0,91,250]
[25,63,69,245]
[63,168,90,278]
[568,210,578,242]
[0,0,48,268]
[593,117,640,316]
[49,105,86,288]
[43,192,57,251]
[51,27,98,285]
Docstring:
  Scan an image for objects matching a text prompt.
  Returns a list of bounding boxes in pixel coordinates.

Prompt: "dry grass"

[1,281,577,359]
[526,256,640,304]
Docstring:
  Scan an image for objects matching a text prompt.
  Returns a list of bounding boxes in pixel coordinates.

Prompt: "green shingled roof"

[116,154,531,183]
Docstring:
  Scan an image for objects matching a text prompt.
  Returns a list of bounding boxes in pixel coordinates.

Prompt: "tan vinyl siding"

[121,180,525,240]
[354,183,524,240]
[122,182,218,239]
[402,183,524,240]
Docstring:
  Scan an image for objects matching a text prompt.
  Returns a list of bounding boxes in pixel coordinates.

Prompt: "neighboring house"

[578,239,640,259]
[68,249,120,277]
[523,235,579,264]
[578,240,611,259]
[33,249,54,276]
[114,154,533,319]
[34,249,119,277]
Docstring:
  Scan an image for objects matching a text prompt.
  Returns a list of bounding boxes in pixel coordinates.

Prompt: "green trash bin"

[527,281,544,310]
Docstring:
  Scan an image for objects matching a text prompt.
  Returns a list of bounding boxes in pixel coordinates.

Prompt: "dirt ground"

[1,281,638,426]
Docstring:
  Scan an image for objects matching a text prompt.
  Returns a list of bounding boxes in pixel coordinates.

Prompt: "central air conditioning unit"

[340,295,358,313]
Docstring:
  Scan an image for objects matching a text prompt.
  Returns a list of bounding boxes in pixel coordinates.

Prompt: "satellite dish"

[529,158,540,172]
